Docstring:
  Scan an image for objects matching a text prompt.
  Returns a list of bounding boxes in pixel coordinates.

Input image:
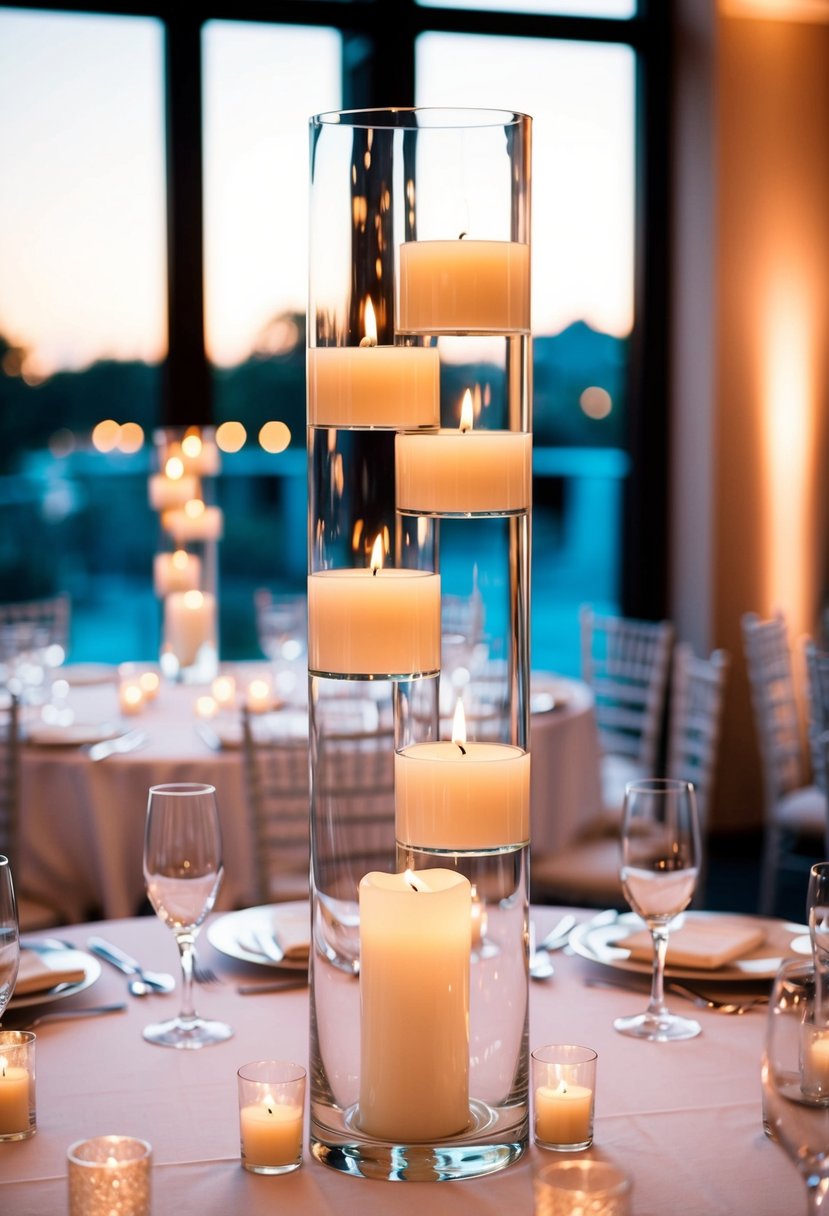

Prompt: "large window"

[0,2,669,672]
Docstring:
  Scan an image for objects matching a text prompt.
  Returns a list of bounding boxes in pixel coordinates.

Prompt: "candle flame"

[182,429,203,458]
[459,389,474,433]
[452,698,467,753]
[0,1056,6,1077]
[405,868,429,892]
[183,590,204,610]
[172,549,189,570]
[360,297,378,347]
[165,455,184,480]
[370,534,384,575]
[184,498,206,520]
[555,1079,568,1096]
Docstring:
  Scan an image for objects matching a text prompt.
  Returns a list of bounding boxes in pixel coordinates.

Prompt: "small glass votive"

[0,1031,36,1141]
[534,1159,632,1216]
[67,1135,152,1216]
[532,1044,597,1151]
[238,1060,306,1174]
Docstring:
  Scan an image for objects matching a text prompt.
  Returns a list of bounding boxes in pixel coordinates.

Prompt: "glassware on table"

[237,1060,306,1174]
[762,957,829,1214]
[142,783,232,1048]
[67,1135,152,1216]
[0,855,20,1022]
[613,777,702,1042]
[533,1158,632,1216]
[808,862,829,1006]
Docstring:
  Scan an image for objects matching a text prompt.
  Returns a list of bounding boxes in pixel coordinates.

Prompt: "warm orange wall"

[710,15,829,827]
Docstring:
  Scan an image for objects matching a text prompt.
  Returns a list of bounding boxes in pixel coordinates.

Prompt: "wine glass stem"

[807,1176,829,1213]
[176,932,198,1024]
[647,925,670,1015]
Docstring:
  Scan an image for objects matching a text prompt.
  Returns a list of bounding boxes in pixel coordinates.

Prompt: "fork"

[12,1003,127,1030]
[192,959,221,985]
[585,976,767,1014]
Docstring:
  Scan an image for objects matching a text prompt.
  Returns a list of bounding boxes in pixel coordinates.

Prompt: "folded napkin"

[272,912,310,963]
[13,949,87,997]
[616,918,767,970]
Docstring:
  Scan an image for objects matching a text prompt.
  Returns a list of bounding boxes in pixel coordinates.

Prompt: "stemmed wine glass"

[808,863,829,1013]
[613,778,702,1042]
[0,855,20,1022]
[762,957,829,1213]
[142,783,232,1048]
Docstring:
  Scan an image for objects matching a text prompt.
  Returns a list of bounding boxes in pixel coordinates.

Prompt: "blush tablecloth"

[0,906,801,1216]
[18,667,602,923]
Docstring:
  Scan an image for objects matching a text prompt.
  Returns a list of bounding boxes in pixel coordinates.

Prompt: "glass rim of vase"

[66,1134,153,1166]
[624,776,695,796]
[310,105,531,131]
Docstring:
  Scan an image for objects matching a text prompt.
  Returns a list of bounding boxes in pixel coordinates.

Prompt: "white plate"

[569,910,810,981]
[59,663,119,686]
[207,902,310,970]
[9,948,102,1010]
[25,721,124,747]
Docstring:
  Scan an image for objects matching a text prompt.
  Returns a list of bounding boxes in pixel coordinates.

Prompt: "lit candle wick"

[451,698,468,755]
[359,296,378,348]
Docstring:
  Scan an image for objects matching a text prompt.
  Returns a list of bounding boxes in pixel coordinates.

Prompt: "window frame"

[1,0,674,619]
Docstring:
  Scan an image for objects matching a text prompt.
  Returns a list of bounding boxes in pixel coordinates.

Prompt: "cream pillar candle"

[179,431,221,476]
[398,239,530,333]
[396,390,531,515]
[163,590,216,668]
[395,700,530,850]
[358,869,471,1141]
[162,502,224,543]
[534,1080,594,1148]
[240,1099,303,1168]
[308,537,440,677]
[308,297,440,429]
[153,549,202,596]
[148,472,199,512]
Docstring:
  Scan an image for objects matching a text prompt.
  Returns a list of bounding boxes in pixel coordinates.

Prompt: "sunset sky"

[0,10,634,379]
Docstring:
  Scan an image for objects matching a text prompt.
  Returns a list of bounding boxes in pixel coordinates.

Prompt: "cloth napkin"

[616,918,767,970]
[13,949,87,997]
[272,912,310,963]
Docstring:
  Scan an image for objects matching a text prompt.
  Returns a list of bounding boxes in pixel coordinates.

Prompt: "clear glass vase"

[307,106,532,1182]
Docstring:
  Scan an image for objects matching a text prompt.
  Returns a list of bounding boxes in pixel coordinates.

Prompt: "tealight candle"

[307,536,440,678]
[138,670,160,701]
[397,239,530,334]
[395,700,530,850]
[153,549,202,597]
[246,678,273,714]
[358,868,471,1142]
[532,1045,597,1151]
[237,1061,306,1175]
[162,502,224,543]
[212,675,237,710]
[148,472,198,512]
[396,389,532,515]
[194,694,218,719]
[0,1033,35,1141]
[118,681,144,716]
[307,297,440,429]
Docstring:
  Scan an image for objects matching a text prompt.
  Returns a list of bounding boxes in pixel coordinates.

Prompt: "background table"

[18,667,602,923]
[0,906,801,1215]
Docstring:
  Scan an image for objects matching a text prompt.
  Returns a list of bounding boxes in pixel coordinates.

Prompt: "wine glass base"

[143,1016,234,1049]
[613,1009,701,1042]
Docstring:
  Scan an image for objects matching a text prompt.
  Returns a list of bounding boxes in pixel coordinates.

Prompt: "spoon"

[529,949,555,981]
[87,937,176,997]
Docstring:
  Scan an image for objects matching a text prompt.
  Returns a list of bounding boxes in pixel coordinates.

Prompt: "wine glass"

[142,783,232,1048]
[613,777,702,1042]
[808,863,829,1006]
[762,957,829,1213]
[0,856,20,1022]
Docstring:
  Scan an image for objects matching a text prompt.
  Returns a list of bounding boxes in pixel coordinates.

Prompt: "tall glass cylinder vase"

[307,107,532,1182]
[150,426,222,684]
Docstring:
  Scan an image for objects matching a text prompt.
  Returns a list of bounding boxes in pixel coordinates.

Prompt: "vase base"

[310,1134,526,1182]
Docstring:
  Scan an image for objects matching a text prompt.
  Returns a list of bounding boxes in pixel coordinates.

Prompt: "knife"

[87,729,147,762]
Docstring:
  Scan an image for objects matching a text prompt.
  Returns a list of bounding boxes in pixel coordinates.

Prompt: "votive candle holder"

[67,1135,152,1216]
[0,1031,36,1141]
[238,1060,306,1174]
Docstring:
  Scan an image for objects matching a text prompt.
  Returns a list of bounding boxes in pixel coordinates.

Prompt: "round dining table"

[17,664,602,925]
[0,904,802,1215]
